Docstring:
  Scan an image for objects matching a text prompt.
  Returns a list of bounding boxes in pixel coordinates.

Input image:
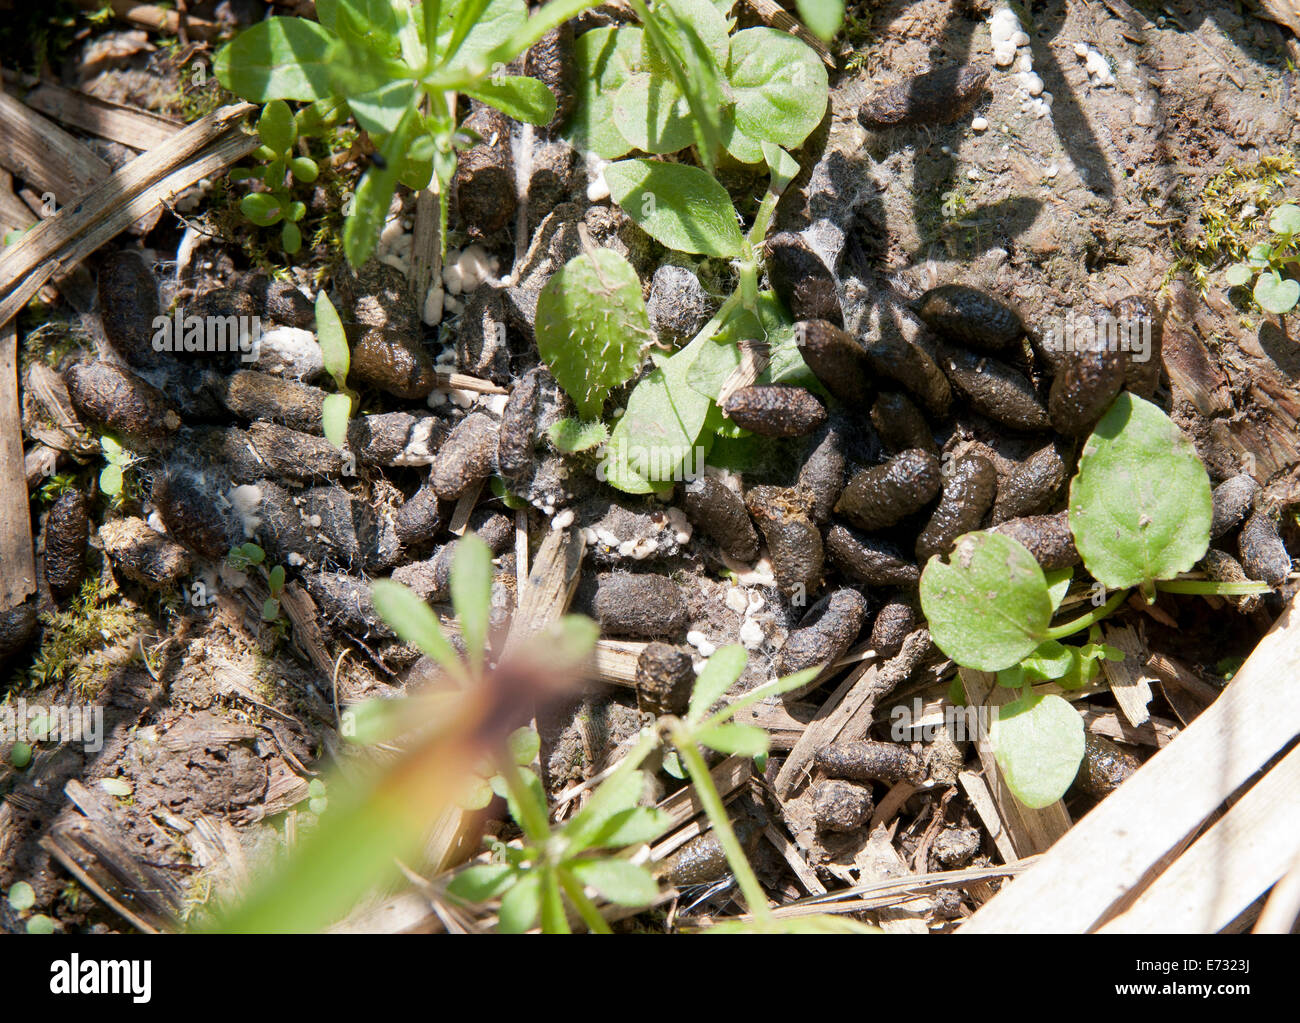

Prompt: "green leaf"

[348,79,418,136]
[494,767,549,840]
[466,75,557,125]
[699,665,820,728]
[796,0,844,40]
[762,142,801,191]
[570,806,671,850]
[241,192,283,226]
[547,417,610,453]
[370,579,463,675]
[257,100,297,153]
[508,727,540,766]
[1045,566,1072,610]
[686,292,818,399]
[315,291,350,390]
[1254,270,1300,314]
[1068,393,1212,595]
[290,156,320,183]
[498,868,542,933]
[322,392,352,449]
[723,29,828,164]
[639,0,729,172]
[535,249,651,419]
[602,336,713,494]
[447,863,518,902]
[214,18,336,102]
[281,221,302,254]
[342,109,415,267]
[262,598,281,621]
[920,531,1053,672]
[1269,202,1300,235]
[436,0,526,70]
[565,26,641,159]
[1018,639,1076,682]
[612,73,696,155]
[1247,242,1275,268]
[540,866,570,933]
[688,644,747,723]
[604,158,744,258]
[268,564,286,596]
[1223,263,1253,287]
[7,881,35,912]
[567,858,660,907]
[990,691,1085,808]
[694,723,770,757]
[26,915,55,935]
[99,463,122,497]
[563,765,647,852]
[451,533,493,674]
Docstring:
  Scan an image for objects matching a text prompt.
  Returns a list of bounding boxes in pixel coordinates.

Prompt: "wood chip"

[0,319,36,609]
[1099,623,1154,726]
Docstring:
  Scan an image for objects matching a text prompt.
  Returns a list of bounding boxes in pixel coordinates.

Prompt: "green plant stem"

[557,867,613,934]
[1044,588,1128,640]
[1155,579,1272,596]
[667,721,770,926]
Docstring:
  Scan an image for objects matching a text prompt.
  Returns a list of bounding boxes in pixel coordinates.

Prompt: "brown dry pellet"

[993,441,1069,524]
[991,510,1080,570]
[1074,732,1140,799]
[98,251,161,370]
[744,486,823,597]
[812,778,874,832]
[635,642,695,717]
[218,370,327,434]
[1201,549,1263,615]
[767,235,842,326]
[936,342,1050,432]
[592,572,688,638]
[917,284,1023,352]
[857,65,989,130]
[432,412,499,499]
[816,739,924,784]
[681,476,759,562]
[722,385,826,437]
[395,483,446,548]
[915,453,997,563]
[453,104,516,237]
[824,524,920,587]
[152,471,235,561]
[99,517,192,589]
[796,416,848,524]
[869,599,917,657]
[44,490,88,599]
[1210,473,1260,538]
[834,449,942,532]
[1110,295,1163,398]
[796,319,867,402]
[777,588,868,680]
[65,361,179,442]
[1238,510,1291,588]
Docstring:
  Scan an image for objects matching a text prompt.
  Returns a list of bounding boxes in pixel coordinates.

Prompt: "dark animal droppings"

[0,602,39,666]
[1110,295,1163,398]
[915,453,997,563]
[681,476,760,562]
[1210,473,1260,539]
[453,105,516,238]
[860,332,952,417]
[497,366,543,483]
[432,412,499,499]
[1074,732,1140,799]
[816,739,924,784]
[44,490,89,599]
[777,588,868,684]
[635,642,695,717]
[796,416,849,524]
[744,486,823,597]
[796,319,868,402]
[936,343,1050,432]
[991,511,1080,570]
[395,483,445,548]
[592,573,689,638]
[993,442,1069,524]
[1238,511,1291,588]
[1048,344,1126,436]
[722,385,826,437]
[65,361,179,442]
[917,284,1023,352]
[98,251,161,370]
[825,524,920,587]
[99,517,192,588]
[869,599,916,658]
[153,471,235,561]
[812,779,874,832]
[857,65,990,130]
[834,449,942,532]
[871,392,936,455]
[1201,549,1263,615]
[767,235,843,326]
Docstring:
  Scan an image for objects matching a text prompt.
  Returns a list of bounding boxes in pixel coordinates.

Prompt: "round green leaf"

[262,598,281,621]
[1068,393,1212,592]
[508,727,541,766]
[280,220,302,254]
[241,192,282,226]
[1223,263,1253,287]
[289,156,319,183]
[8,881,35,911]
[796,0,845,41]
[989,692,1085,808]
[612,74,696,156]
[9,742,32,769]
[1246,242,1274,268]
[919,531,1053,671]
[26,914,55,934]
[604,159,744,258]
[257,100,297,154]
[214,18,336,102]
[535,249,652,419]
[99,464,123,497]
[1269,202,1300,235]
[1254,270,1300,314]
[723,29,828,162]
[644,0,730,76]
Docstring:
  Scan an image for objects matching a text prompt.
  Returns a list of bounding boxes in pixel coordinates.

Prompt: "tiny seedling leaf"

[8,881,35,912]
[796,0,845,41]
[451,533,493,674]
[447,863,518,902]
[548,417,610,453]
[508,726,540,766]
[687,644,747,723]
[1254,269,1300,314]
[1223,263,1253,287]
[1269,202,1300,235]
[1068,393,1212,594]
[466,75,558,126]
[920,531,1053,671]
[99,464,123,497]
[257,100,297,153]
[322,392,352,449]
[315,291,350,390]
[990,691,1085,808]
[694,722,770,757]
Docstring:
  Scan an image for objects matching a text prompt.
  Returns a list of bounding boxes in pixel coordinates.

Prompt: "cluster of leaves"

[214,0,597,266]
[5,881,54,934]
[533,0,838,494]
[1223,203,1300,314]
[230,101,327,255]
[920,394,1266,808]
[227,542,287,622]
[98,434,136,500]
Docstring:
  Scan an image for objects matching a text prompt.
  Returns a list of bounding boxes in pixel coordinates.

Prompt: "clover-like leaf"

[1269,202,1300,235]
[604,159,744,258]
[920,531,1053,671]
[1068,393,1211,596]
[989,691,1085,808]
[1254,270,1300,314]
